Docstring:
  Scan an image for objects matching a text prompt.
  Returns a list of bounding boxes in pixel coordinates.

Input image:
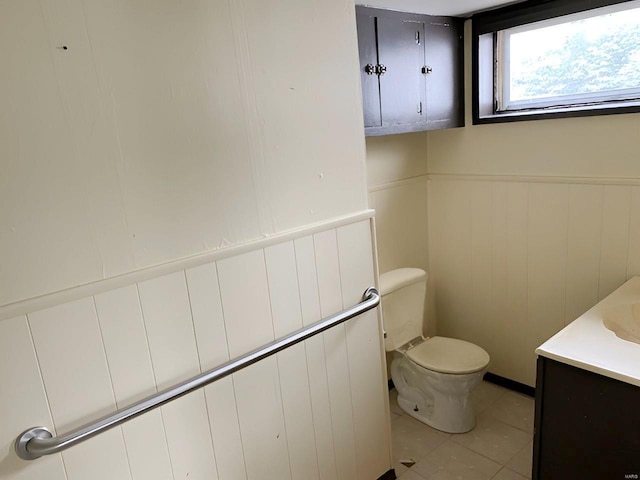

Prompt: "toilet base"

[396,388,476,433]
[391,355,486,434]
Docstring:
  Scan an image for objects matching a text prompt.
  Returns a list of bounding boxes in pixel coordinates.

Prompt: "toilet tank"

[379,268,427,352]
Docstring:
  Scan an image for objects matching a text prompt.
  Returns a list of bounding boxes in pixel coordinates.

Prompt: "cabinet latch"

[422,65,433,75]
[364,64,387,76]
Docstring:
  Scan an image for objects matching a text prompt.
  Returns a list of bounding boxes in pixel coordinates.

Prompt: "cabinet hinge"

[415,31,421,45]
[418,101,423,115]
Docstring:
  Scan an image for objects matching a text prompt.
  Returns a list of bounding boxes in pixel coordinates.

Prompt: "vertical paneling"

[81,0,264,269]
[368,179,429,275]
[428,180,473,340]
[491,183,509,309]
[294,236,338,480]
[470,182,493,350]
[94,286,173,480]
[2,220,390,480]
[28,298,132,480]
[430,178,640,387]
[337,221,390,480]
[217,251,291,480]
[0,0,104,307]
[565,185,603,324]
[186,262,247,480]
[1,0,370,309]
[38,0,135,280]
[313,230,358,480]
[0,316,67,480]
[265,242,320,480]
[137,273,201,388]
[527,184,569,371]
[504,183,530,383]
[488,182,509,372]
[627,187,640,278]
[599,186,632,300]
[137,272,218,480]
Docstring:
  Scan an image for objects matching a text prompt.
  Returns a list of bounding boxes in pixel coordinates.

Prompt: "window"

[473,0,640,123]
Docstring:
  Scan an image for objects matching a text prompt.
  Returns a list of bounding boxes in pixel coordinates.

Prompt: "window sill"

[474,100,640,125]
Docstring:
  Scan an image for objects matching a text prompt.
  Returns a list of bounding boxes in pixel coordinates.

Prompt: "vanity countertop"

[536,276,640,388]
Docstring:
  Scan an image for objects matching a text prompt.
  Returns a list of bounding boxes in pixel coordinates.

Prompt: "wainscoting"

[429,175,640,387]
[0,214,391,480]
[368,176,429,276]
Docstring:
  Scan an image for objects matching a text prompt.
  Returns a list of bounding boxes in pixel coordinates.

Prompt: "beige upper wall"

[365,133,428,187]
[428,21,640,178]
[0,0,367,306]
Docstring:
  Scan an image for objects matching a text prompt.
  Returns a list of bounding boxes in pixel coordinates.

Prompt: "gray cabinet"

[356,7,464,136]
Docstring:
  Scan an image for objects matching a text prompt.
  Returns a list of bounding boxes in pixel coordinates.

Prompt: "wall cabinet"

[533,357,640,479]
[355,6,464,136]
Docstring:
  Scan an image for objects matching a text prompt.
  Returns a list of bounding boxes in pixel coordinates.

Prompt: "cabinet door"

[356,10,382,128]
[377,17,425,127]
[424,18,464,128]
[534,358,640,479]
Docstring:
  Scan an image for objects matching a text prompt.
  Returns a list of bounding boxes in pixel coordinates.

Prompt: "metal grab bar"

[15,287,380,461]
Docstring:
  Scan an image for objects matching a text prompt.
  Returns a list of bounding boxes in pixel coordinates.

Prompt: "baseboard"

[484,372,535,397]
[377,468,397,480]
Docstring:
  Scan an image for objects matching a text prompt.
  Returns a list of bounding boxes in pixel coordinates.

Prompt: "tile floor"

[390,381,535,480]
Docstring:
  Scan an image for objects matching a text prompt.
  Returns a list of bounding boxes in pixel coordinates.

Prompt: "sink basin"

[603,302,640,345]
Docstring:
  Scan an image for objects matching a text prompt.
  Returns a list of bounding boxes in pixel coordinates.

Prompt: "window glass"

[497,1,640,111]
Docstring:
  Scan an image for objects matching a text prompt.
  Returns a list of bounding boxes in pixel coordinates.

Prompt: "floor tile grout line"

[403,417,531,470]
[389,380,534,478]
[448,432,532,470]
[491,466,530,480]
[401,439,520,480]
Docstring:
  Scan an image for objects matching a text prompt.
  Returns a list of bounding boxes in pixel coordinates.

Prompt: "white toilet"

[380,268,490,434]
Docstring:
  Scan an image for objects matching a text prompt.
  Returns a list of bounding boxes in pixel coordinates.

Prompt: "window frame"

[472,0,640,124]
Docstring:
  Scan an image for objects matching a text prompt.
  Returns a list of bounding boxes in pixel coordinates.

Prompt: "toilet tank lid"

[379,268,427,296]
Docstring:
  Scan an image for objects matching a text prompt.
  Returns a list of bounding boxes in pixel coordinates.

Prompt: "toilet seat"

[406,336,490,374]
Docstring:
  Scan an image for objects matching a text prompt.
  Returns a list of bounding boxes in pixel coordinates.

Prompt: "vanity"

[534,278,640,479]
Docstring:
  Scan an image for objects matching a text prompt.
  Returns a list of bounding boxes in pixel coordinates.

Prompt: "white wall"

[429,177,640,386]
[364,133,433,378]
[365,19,640,387]
[0,1,393,479]
[428,21,640,386]
[0,218,392,480]
[0,0,367,308]
[365,133,436,338]
[366,133,429,275]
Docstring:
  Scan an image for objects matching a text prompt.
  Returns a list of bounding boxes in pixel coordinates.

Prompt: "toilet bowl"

[380,268,490,433]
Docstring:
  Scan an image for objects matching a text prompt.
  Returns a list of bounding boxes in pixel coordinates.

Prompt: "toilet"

[380,268,490,434]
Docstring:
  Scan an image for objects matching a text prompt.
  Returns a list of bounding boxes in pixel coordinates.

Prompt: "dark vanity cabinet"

[355,6,464,136]
[533,357,640,479]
